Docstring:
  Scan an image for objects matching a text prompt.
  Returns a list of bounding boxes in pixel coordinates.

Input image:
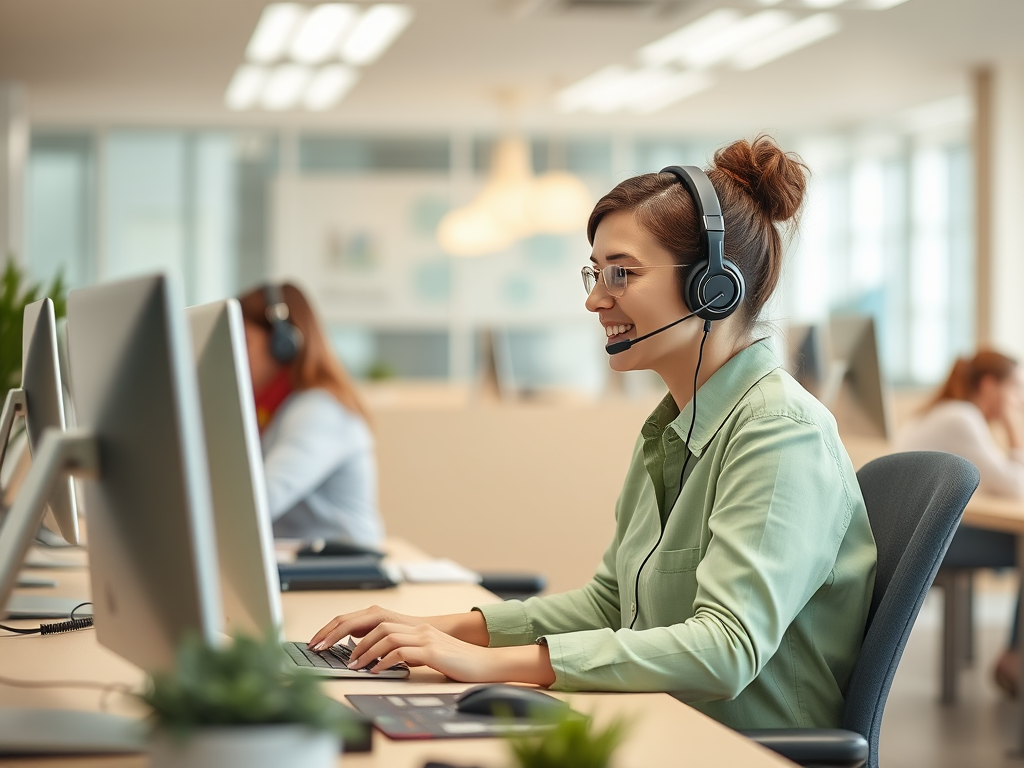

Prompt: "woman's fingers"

[308,605,389,649]
[347,622,397,662]
[373,646,423,673]
[349,623,415,668]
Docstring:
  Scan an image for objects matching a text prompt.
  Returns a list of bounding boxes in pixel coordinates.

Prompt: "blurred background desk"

[0,537,795,768]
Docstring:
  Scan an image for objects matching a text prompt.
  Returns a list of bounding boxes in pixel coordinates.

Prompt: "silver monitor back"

[66,274,223,672]
[0,299,78,544]
[828,313,895,441]
[187,299,283,638]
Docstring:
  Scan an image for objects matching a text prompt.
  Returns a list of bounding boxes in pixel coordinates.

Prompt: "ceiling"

[1,0,1022,134]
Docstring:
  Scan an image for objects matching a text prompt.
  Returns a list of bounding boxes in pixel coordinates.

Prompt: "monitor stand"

[0,709,144,755]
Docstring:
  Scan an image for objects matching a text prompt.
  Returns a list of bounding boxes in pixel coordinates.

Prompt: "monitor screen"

[66,274,223,672]
[0,299,79,544]
[828,314,894,441]
[188,299,283,638]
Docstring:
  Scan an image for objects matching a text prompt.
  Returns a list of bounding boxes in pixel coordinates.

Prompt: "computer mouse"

[454,684,569,719]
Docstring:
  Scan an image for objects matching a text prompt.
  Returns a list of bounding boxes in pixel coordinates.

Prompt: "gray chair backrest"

[841,451,980,768]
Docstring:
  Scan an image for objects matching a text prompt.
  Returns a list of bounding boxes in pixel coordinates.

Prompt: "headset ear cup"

[685,259,745,320]
[684,259,710,314]
[269,323,301,364]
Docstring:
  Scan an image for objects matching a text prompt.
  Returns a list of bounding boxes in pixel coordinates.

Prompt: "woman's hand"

[307,605,490,651]
[308,605,422,651]
[348,622,556,686]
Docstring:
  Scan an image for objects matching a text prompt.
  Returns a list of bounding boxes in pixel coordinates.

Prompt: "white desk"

[0,538,795,767]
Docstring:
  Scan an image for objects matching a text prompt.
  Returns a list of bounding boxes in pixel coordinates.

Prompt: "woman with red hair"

[897,349,1024,694]
[238,283,384,548]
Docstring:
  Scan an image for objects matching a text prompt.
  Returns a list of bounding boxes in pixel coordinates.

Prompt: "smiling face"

[586,209,698,375]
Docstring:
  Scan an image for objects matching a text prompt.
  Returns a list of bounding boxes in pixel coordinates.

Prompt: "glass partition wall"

[24,122,972,391]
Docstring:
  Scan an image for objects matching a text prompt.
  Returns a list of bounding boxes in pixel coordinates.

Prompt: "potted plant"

[143,632,355,768]
[0,257,66,395]
[506,710,630,768]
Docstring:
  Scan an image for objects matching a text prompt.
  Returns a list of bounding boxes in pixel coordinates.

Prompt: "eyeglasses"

[581,264,689,297]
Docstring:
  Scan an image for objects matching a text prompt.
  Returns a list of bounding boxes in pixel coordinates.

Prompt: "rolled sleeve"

[473,602,535,647]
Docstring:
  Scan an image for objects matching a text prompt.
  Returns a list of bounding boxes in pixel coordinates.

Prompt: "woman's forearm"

[491,644,557,687]
[429,610,491,646]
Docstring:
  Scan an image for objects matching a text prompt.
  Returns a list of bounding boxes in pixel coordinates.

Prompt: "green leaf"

[141,630,361,744]
[506,710,631,768]
[0,256,67,394]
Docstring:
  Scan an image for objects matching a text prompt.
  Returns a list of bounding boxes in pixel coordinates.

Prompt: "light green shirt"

[477,338,877,730]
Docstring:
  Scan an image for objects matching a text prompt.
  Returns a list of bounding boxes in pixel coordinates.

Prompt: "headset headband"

[660,165,725,275]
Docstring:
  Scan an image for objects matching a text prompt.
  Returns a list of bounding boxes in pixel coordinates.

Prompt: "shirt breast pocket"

[653,546,701,573]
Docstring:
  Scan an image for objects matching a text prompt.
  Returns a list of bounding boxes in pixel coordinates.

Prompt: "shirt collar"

[643,338,781,458]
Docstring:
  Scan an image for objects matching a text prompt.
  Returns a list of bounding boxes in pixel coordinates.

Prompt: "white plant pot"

[148,724,340,768]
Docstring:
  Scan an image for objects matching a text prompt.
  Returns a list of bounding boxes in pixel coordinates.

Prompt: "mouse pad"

[346,694,570,740]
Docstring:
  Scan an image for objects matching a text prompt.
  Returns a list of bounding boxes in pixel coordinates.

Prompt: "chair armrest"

[740,728,868,768]
[477,572,546,600]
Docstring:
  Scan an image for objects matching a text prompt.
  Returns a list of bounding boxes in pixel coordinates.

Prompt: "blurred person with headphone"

[897,350,1024,694]
[308,137,877,731]
[238,283,384,547]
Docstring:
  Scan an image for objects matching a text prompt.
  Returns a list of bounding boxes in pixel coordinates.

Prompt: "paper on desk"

[24,545,88,568]
[400,559,481,584]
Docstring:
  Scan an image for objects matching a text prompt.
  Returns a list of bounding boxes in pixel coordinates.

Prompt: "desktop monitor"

[785,322,830,400]
[65,273,223,672]
[0,298,78,544]
[827,313,894,440]
[187,299,283,637]
[0,273,223,754]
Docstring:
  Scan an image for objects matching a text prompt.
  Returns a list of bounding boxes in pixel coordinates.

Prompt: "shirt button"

[631,602,637,615]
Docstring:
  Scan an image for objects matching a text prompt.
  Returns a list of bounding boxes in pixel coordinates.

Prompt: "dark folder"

[277,555,396,591]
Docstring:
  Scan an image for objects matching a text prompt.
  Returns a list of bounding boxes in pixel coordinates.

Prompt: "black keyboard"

[284,641,352,669]
[283,641,409,674]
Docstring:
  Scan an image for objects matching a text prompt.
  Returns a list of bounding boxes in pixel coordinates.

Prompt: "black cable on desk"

[0,601,94,636]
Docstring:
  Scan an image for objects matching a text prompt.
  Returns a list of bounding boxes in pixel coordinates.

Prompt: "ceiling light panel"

[732,12,840,70]
[639,9,741,67]
[261,64,312,110]
[683,10,793,68]
[304,65,360,110]
[225,65,267,110]
[864,0,910,8]
[558,66,632,113]
[289,4,358,64]
[628,69,713,113]
[340,4,414,66]
[803,0,846,7]
[247,3,305,63]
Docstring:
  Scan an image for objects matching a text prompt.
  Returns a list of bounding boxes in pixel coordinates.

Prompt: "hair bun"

[713,135,808,223]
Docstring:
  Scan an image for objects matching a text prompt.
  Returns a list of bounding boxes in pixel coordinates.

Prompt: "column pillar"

[978,65,1024,359]
[0,83,28,262]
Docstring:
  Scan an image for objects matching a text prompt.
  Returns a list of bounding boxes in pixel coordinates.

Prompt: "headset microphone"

[605,293,724,356]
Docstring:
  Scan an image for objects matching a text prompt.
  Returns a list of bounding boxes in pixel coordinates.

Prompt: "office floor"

[882,573,1022,767]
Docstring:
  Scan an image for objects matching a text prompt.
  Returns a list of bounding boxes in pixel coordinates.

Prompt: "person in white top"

[238,283,385,548]
[896,349,1024,694]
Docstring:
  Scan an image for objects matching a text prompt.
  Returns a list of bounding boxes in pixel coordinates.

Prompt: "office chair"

[743,451,980,768]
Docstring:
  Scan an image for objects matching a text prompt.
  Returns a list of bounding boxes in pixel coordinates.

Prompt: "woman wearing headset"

[239,283,385,548]
[308,136,877,731]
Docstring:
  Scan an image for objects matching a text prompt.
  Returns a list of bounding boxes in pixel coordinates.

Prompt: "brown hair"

[587,135,808,329]
[238,283,370,424]
[928,349,1018,408]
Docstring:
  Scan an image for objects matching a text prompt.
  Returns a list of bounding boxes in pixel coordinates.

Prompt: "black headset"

[660,165,745,321]
[263,284,303,364]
